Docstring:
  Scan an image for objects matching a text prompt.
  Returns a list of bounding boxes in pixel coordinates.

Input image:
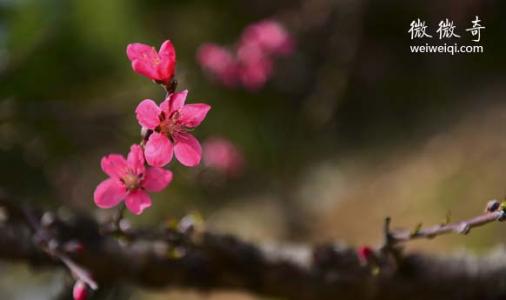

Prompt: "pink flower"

[236,43,273,90]
[197,43,238,87]
[73,281,87,300]
[94,144,173,215]
[135,90,211,167]
[241,20,294,55]
[203,137,245,176]
[126,40,176,84]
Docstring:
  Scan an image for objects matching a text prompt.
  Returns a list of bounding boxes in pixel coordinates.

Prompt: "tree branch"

[1,196,506,300]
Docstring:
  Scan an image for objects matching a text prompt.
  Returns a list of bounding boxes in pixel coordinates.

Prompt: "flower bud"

[64,240,84,254]
[73,280,87,300]
[357,246,374,265]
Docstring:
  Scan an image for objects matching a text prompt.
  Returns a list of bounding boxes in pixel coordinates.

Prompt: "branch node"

[485,199,500,212]
[410,222,423,238]
[456,222,471,235]
[496,210,506,222]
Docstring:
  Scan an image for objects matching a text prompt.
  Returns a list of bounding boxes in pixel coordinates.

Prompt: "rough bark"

[1,199,506,300]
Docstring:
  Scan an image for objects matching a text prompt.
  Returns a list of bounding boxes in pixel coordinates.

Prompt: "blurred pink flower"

[203,137,245,176]
[236,42,273,90]
[240,20,294,55]
[197,19,293,90]
[136,90,211,167]
[197,43,239,87]
[94,144,173,215]
[73,281,87,300]
[126,40,176,84]
[238,59,272,91]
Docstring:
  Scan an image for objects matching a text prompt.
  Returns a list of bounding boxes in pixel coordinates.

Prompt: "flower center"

[157,111,186,138]
[122,172,141,191]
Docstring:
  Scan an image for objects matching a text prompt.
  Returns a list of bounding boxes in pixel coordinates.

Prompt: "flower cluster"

[94,40,211,215]
[197,19,294,90]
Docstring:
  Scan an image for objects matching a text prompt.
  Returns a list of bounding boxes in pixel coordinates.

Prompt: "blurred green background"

[1,0,506,299]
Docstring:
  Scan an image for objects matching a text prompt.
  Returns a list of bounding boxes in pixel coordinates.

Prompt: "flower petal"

[143,167,173,192]
[100,154,128,178]
[174,133,202,167]
[94,178,126,209]
[157,40,176,81]
[158,40,176,60]
[127,144,145,175]
[126,43,154,60]
[179,103,211,128]
[144,132,173,167]
[125,190,152,215]
[161,90,188,114]
[135,99,161,129]
[131,60,160,81]
[126,43,162,81]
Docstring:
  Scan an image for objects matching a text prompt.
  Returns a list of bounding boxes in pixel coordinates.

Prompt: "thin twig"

[59,253,98,290]
[389,202,505,244]
[0,196,99,290]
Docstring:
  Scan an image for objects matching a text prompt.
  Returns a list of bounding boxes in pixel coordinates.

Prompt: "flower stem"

[113,204,126,232]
